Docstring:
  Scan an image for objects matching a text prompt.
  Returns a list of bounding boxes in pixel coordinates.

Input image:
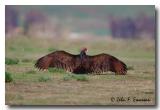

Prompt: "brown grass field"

[5,36,155,105]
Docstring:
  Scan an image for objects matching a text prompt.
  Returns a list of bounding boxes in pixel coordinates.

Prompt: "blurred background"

[5,5,155,39]
[5,5,155,60]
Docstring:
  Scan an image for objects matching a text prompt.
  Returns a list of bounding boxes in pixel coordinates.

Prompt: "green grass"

[48,47,57,52]
[5,36,155,105]
[127,66,134,70]
[5,58,19,65]
[63,74,72,81]
[26,70,36,74]
[21,58,32,63]
[63,74,89,81]
[38,76,51,82]
[5,72,13,83]
[48,68,66,74]
[71,74,89,81]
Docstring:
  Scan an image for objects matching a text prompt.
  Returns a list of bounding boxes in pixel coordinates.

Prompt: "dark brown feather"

[85,54,127,75]
[35,51,80,72]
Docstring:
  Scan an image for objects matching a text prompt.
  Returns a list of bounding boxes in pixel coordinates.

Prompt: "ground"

[5,36,155,105]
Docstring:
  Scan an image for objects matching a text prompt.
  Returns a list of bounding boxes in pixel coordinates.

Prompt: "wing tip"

[34,57,45,70]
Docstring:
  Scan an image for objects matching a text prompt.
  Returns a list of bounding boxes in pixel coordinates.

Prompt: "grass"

[127,66,134,70]
[63,74,72,81]
[48,47,57,52]
[38,76,51,82]
[71,74,89,81]
[5,58,19,65]
[5,72,13,83]
[26,70,36,74]
[48,68,66,74]
[5,36,155,105]
[63,74,89,81]
[21,58,32,63]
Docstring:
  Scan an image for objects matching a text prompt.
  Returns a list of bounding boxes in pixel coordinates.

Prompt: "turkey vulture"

[35,48,127,75]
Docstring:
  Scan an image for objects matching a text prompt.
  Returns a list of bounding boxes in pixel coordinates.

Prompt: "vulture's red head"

[81,47,88,53]
[80,48,87,59]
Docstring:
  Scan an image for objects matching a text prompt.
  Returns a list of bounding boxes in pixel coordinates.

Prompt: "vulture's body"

[35,50,127,75]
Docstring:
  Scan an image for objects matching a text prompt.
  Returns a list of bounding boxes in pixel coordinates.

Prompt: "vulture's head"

[80,47,87,59]
[81,47,88,53]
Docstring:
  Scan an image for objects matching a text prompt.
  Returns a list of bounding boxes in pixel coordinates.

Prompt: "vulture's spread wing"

[35,51,79,72]
[35,51,127,75]
[84,54,127,75]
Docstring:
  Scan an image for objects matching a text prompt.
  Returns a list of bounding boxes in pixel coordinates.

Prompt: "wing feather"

[85,54,127,75]
[35,51,78,72]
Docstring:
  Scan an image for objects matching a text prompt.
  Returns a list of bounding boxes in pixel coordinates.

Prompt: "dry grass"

[5,36,155,105]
